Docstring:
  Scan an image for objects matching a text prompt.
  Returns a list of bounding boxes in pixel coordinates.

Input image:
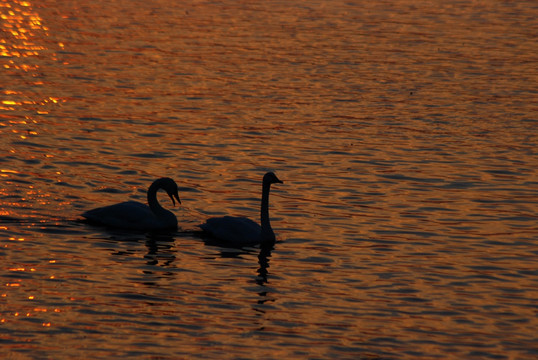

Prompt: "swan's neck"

[147,180,167,215]
[260,181,274,242]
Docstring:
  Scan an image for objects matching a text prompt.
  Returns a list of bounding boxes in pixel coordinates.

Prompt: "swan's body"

[199,172,283,247]
[82,177,181,231]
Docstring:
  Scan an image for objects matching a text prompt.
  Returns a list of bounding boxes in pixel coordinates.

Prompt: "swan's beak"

[169,192,181,206]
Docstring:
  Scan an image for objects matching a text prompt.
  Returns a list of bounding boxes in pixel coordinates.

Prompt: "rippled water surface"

[1,0,537,358]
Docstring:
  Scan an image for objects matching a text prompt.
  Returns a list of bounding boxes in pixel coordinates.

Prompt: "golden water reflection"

[0,0,47,56]
[1,0,63,113]
[1,0,67,220]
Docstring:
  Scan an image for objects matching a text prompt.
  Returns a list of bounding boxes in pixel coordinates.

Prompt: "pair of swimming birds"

[82,172,283,247]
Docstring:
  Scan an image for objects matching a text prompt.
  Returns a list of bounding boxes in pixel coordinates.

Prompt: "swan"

[199,172,283,246]
[82,177,181,231]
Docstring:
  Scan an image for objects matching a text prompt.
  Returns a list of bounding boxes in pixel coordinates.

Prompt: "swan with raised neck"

[199,172,283,246]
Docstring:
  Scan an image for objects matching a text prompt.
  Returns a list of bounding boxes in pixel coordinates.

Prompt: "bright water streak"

[1,0,537,359]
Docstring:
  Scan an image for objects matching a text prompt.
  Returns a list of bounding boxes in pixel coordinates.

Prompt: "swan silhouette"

[82,177,181,231]
[199,172,283,246]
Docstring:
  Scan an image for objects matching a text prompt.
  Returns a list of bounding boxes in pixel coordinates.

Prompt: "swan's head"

[158,177,181,206]
[263,172,283,185]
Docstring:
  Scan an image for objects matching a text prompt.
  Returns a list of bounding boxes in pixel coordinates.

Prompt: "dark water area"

[1,0,537,358]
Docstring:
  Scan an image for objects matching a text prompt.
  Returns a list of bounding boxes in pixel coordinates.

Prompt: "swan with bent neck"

[82,177,181,231]
[199,172,283,246]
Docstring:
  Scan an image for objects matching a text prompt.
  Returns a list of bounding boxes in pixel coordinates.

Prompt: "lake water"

[1,0,537,358]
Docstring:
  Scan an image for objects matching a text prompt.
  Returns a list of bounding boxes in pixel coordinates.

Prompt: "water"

[1,0,537,358]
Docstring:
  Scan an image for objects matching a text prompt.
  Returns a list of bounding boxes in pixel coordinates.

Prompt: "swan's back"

[82,201,176,230]
[200,216,262,246]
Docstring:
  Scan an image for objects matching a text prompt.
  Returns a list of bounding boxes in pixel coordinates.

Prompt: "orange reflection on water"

[8,237,25,241]
[1,0,64,116]
[0,0,47,57]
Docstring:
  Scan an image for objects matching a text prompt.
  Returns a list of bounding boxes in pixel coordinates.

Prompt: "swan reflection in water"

[82,178,181,231]
[256,243,274,285]
[199,172,283,247]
